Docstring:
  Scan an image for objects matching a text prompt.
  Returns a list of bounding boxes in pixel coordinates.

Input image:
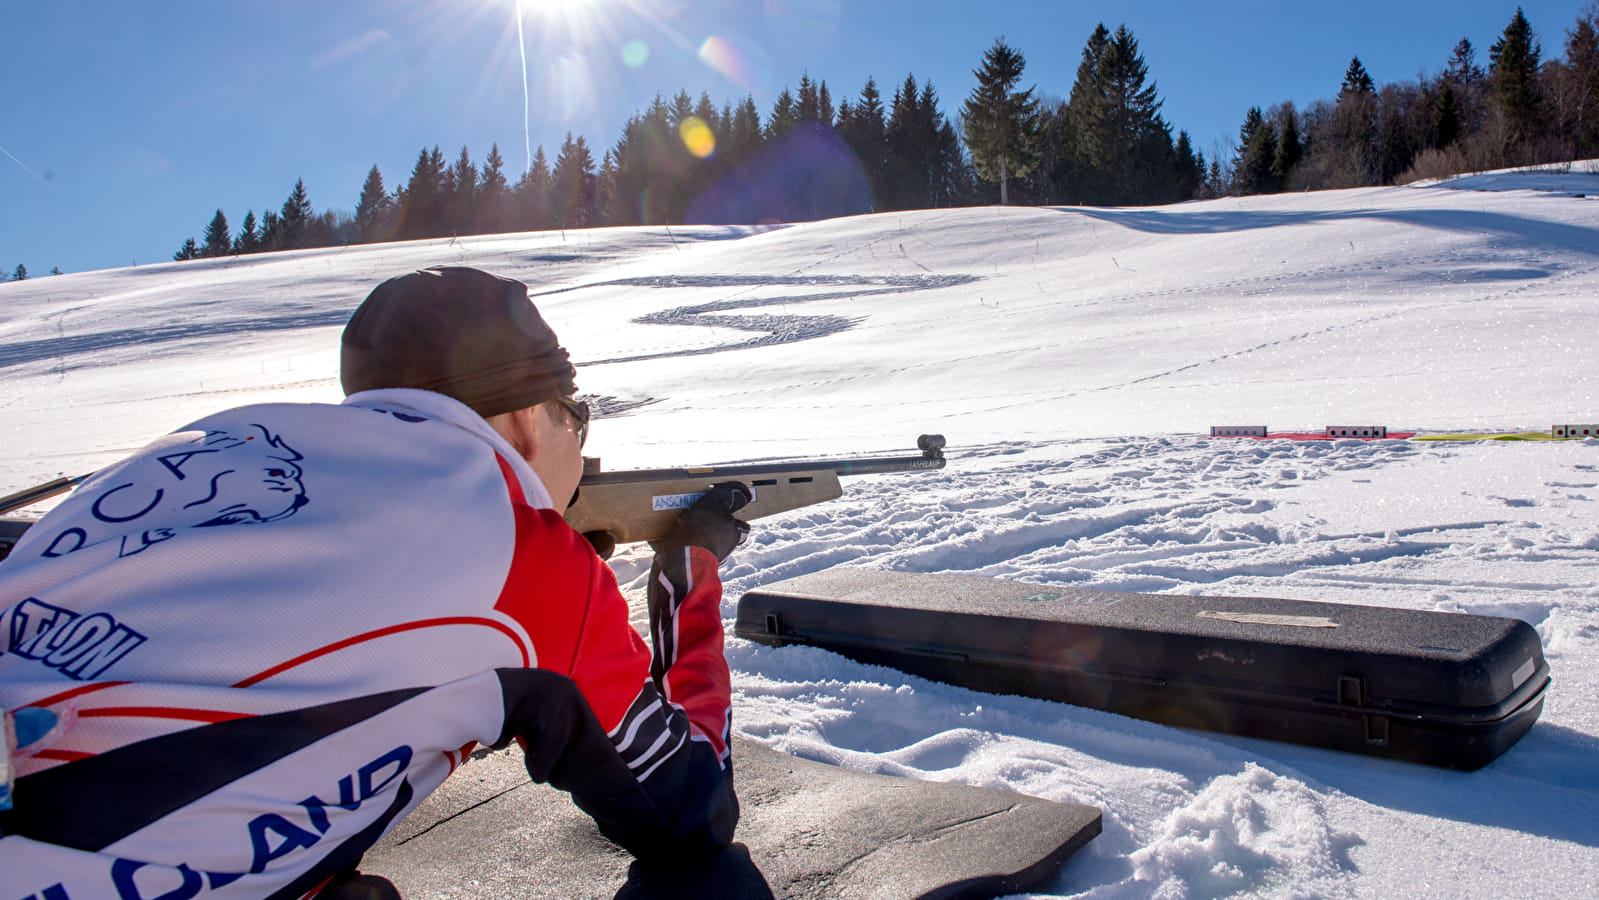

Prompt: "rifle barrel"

[0,475,88,516]
[580,435,946,487]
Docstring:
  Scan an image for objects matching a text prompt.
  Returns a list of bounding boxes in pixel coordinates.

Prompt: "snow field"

[3,164,1598,897]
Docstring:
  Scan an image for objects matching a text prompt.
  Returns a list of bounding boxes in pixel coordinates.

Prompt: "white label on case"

[1512,657,1536,689]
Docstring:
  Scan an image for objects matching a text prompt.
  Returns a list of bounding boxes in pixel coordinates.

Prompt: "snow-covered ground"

[3,164,1598,897]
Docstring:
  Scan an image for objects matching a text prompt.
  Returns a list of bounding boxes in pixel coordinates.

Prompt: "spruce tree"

[354,165,392,243]
[279,179,313,249]
[1064,24,1113,203]
[596,149,624,226]
[1560,11,1599,155]
[1432,80,1464,149]
[839,78,889,205]
[961,39,1041,205]
[513,146,553,231]
[202,209,232,257]
[1490,7,1545,155]
[1174,130,1204,199]
[11,263,27,280]
[767,88,800,139]
[1272,106,1303,187]
[1064,24,1175,204]
[234,211,260,254]
[1099,26,1174,203]
[1341,57,1376,96]
[726,95,765,161]
[399,146,446,239]
[1335,57,1379,185]
[884,74,927,209]
[50,267,61,276]
[1491,8,1545,153]
[260,211,284,250]
[797,74,834,125]
[446,147,479,235]
[172,240,199,262]
[550,133,597,227]
[1447,38,1485,86]
[478,144,510,233]
[1234,107,1277,194]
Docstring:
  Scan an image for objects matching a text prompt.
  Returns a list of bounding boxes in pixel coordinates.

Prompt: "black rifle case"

[734,569,1549,770]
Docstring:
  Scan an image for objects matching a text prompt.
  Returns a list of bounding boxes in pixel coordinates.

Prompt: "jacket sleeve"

[490,500,737,857]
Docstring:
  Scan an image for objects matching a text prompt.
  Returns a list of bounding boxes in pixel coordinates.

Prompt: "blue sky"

[3,0,1593,276]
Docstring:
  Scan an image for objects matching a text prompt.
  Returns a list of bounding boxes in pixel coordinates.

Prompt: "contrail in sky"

[0,143,49,183]
[515,1,532,174]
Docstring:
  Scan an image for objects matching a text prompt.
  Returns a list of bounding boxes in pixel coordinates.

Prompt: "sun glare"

[519,0,610,40]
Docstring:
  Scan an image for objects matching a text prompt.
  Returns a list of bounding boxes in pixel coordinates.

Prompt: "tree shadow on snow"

[1063,205,1599,260]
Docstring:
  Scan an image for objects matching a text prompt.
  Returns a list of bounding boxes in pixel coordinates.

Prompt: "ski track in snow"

[558,273,979,366]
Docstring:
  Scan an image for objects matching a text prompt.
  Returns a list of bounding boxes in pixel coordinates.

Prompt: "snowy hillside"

[2,165,1598,898]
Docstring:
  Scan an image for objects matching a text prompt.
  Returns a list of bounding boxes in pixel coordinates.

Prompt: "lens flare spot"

[680,116,716,159]
[698,35,755,91]
[621,39,649,67]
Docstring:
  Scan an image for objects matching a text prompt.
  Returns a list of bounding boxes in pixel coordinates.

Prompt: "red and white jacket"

[0,389,737,900]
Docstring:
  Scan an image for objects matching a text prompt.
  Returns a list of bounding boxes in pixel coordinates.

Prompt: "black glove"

[653,481,753,563]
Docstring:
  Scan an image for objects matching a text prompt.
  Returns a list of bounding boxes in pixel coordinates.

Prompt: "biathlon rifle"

[0,437,948,561]
[566,434,947,558]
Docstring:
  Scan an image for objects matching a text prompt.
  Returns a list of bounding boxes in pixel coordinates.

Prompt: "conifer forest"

[166,8,1599,263]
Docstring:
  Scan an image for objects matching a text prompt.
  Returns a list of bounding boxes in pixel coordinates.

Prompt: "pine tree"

[1335,57,1379,185]
[839,77,889,205]
[550,132,597,227]
[234,211,260,254]
[726,95,765,161]
[447,146,478,235]
[1234,107,1277,194]
[1446,38,1485,86]
[259,211,282,251]
[11,263,27,280]
[398,146,446,239]
[1174,130,1204,199]
[596,149,623,226]
[961,39,1041,205]
[1064,24,1113,202]
[478,144,510,233]
[354,165,392,243]
[202,209,232,258]
[1272,106,1303,187]
[767,88,800,140]
[50,267,61,276]
[1064,24,1176,204]
[1432,80,1464,149]
[1558,10,1599,155]
[1341,57,1376,97]
[279,179,313,249]
[1490,7,1545,153]
[797,73,834,125]
[513,146,553,231]
[172,240,199,262]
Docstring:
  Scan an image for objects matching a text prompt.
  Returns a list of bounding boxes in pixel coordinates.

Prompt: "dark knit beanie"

[340,266,577,418]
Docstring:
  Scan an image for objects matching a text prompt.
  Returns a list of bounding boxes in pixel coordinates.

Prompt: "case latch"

[764,612,786,648]
[1337,675,1389,746]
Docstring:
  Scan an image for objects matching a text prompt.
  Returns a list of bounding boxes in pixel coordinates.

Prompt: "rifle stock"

[564,435,946,550]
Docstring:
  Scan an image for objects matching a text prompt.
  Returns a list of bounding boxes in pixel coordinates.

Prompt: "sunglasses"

[556,397,590,448]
